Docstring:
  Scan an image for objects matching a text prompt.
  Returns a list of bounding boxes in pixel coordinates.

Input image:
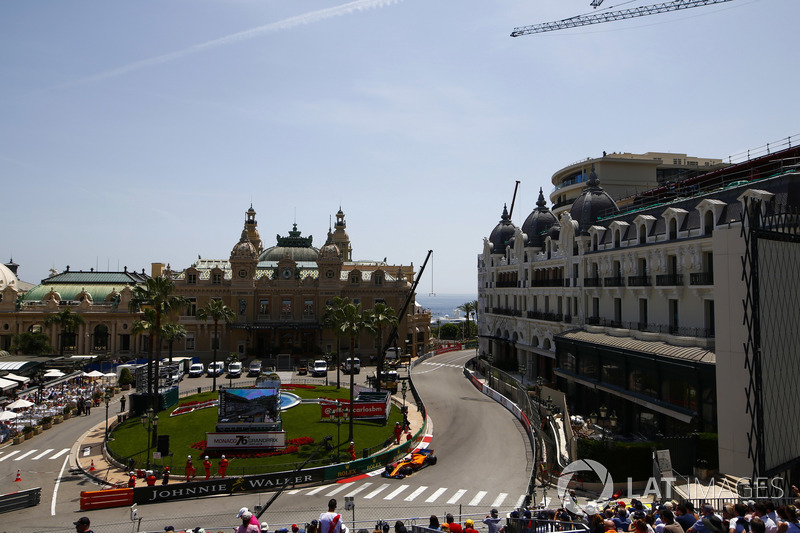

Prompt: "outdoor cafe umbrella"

[83,370,105,379]
[6,399,34,410]
[0,410,19,422]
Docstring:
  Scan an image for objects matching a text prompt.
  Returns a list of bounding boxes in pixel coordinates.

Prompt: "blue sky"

[1,0,796,294]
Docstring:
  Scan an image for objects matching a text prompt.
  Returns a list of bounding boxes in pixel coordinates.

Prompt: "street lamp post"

[588,405,617,446]
[103,390,112,443]
[140,408,159,469]
[329,400,346,463]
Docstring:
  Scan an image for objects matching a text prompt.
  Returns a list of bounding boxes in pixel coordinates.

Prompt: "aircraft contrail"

[58,0,404,88]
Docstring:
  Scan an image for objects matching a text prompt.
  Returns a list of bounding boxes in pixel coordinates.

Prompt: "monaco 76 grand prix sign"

[205,431,286,449]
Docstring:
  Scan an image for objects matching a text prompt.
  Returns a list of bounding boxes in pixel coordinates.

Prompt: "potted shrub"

[42,416,53,430]
[118,367,133,391]
[33,424,43,435]
[53,414,64,424]
[22,425,33,440]
[13,434,24,445]
[63,406,71,419]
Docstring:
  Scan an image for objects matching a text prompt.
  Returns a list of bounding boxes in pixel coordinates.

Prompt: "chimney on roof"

[151,263,165,278]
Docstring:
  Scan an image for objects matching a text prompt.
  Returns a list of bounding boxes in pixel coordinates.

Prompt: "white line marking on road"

[447,489,467,504]
[364,483,390,499]
[32,449,55,460]
[491,493,508,508]
[468,491,487,506]
[286,490,301,495]
[514,494,526,509]
[425,487,447,503]
[325,483,352,496]
[345,483,372,497]
[14,449,38,461]
[305,485,328,495]
[50,449,70,460]
[404,486,428,501]
[52,455,69,516]
[0,450,21,462]
[384,484,409,500]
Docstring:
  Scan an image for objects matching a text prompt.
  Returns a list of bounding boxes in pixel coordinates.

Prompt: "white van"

[207,361,225,376]
[188,363,205,377]
[342,357,361,374]
[311,360,328,377]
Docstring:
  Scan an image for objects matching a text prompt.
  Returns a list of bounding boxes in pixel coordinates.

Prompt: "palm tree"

[43,308,85,355]
[161,322,187,363]
[196,298,235,392]
[323,296,350,390]
[338,301,369,442]
[457,300,478,343]
[128,276,186,410]
[370,302,398,392]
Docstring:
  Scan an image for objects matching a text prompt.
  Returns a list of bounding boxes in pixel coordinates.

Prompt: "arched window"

[704,210,714,235]
[669,218,678,240]
[542,338,552,350]
[93,324,109,352]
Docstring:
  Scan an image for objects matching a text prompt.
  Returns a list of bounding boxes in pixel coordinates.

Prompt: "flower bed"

[170,399,218,417]
[279,384,315,390]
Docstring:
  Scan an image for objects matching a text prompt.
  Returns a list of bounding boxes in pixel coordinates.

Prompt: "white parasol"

[6,399,35,409]
[0,410,19,421]
[83,370,105,379]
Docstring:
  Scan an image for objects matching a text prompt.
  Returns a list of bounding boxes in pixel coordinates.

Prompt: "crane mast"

[511,0,734,37]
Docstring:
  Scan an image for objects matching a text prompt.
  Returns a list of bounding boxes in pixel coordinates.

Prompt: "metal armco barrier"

[80,488,134,510]
[0,487,42,514]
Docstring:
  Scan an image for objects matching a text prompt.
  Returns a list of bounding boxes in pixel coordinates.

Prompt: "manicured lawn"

[108,386,402,476]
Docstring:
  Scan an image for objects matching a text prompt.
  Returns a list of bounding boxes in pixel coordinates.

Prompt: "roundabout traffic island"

[106,374,411,489]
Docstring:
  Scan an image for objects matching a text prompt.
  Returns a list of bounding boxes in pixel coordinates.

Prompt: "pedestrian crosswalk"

[0,448,70,462]
[289,481,524,509]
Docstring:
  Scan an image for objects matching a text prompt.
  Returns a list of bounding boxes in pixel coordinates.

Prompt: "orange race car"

[382,449,436,479]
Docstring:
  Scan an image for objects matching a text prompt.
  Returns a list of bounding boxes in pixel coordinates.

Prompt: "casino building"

[478,140,800,481]
[0,206,430,367]
[166,205,430,364]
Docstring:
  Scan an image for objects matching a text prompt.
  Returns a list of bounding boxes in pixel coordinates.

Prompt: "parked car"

[341,357,361,375]
[247,360,262,377]
[310,359,328,377]
[228,362,242,378]
[188,363,205,377]
[207,361,225,377]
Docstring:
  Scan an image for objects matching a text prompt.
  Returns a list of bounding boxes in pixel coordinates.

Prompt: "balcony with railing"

[531,279,565,287]
[584,277,602,287]
[690,272,714,285]
[526,310,564,322]
[656,274,684,286]
[496,280,518,288]
[491,307,522,317]
[628,275,651,287]
[604,276,625,287]
[585,317,714,338]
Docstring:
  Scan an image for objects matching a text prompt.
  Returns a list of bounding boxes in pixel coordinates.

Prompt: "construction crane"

[511,0,734,37]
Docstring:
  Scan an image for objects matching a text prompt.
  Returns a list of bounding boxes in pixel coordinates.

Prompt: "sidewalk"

[75,382,429,488]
